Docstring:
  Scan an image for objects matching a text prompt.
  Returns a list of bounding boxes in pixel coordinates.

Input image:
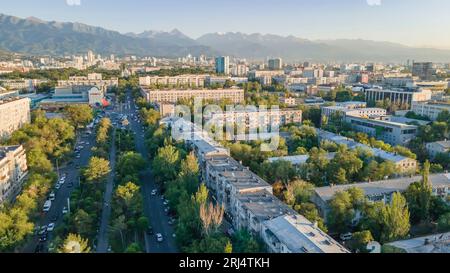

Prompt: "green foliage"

[63,105,94,129]
[231,229,265,253]
[152,143,180,186]
[348,230,374,253]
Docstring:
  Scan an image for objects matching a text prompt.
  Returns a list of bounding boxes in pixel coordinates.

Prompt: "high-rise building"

[268,58,283,70]
[412,62,434,80]
[215,56,230,75]
[87,50,95,64]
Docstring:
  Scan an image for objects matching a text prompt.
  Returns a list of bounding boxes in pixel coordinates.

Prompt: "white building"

[0,97,31,140]
[426,141,450,159]
[411,101,450,121]
[0,145,28,204]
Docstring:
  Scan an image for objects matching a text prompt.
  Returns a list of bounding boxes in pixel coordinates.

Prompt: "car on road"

[49,192,56,201]
[47,223,55,232]
[151,189,157,196]
[59,178,65,185]
[55,183,61,190]
[62,207,69,215]
[168,218,176,225]
[164,207,170,215]
[163,200,169,206]
[43,200,52,213]
[156,233,163,243]
[39,226,48,236]
[340,233,353,241]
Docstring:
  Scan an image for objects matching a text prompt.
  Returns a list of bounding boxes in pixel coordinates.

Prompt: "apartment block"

[205,108,302,132]
[138,75,208,87]
[0,97,31,140]
[140,88,245,104]
[0,145,28,204]
[163,117,348,253]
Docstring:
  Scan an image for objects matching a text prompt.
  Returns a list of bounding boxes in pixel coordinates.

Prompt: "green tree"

[349,231,374,253]
[379,193,410,243]
[405,161,432,223]
[64,105,94,129]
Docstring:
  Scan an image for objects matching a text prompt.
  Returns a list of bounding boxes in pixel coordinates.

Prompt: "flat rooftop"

[387,232,450,253]
[206,155,272,191]
[237,190,296,222]
[317,129,414,163]
[315,173,450,203]
[264,214,349,253]
[0,96,30,106]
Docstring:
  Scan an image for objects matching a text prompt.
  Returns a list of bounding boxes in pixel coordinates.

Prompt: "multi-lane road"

[25,129,97,253]
[125,91,178,253]
[25,91,177,253]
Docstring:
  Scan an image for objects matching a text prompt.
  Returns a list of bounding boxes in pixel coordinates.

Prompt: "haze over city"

[1,0,450,49]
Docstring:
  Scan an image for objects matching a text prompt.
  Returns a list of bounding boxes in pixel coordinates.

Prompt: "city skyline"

[1,0,450,49]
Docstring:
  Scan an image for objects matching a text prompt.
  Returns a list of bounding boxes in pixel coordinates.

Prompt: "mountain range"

[1,13,450,62]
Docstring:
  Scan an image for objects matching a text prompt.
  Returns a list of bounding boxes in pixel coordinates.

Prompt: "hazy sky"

[2,0,450,48]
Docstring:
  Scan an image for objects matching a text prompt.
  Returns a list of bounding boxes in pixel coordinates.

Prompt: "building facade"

[364,88,432,106]
[0,145,28,204]
[140,88,245,104]
[138,75,208,88]
[0,97,31,140]
[426,141,450,159]
[411,101,450,121]
[216,56,230,75]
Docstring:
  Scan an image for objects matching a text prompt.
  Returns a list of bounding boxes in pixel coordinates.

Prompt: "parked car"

[39,226,48,236]
[156,233,163,243]
[47,223,55,232]
[43,200,52,213]
[151,189,157,196]
[340,233,353,241]
[49,192,56,201]
[62,207,69,215]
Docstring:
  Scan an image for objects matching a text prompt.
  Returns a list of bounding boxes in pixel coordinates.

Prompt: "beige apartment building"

[0,97,31,140]
[141,88,245,104]
[0,145,28,204]
[139,75,208,87]
[205,108,302,131]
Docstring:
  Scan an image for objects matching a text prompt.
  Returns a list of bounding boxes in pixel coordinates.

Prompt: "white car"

[49,192,56,201]
[156,233,163,243]
[62,207,68,215]
[47,223,55,232]
[340,233,353,241]
[151,190,157,196]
